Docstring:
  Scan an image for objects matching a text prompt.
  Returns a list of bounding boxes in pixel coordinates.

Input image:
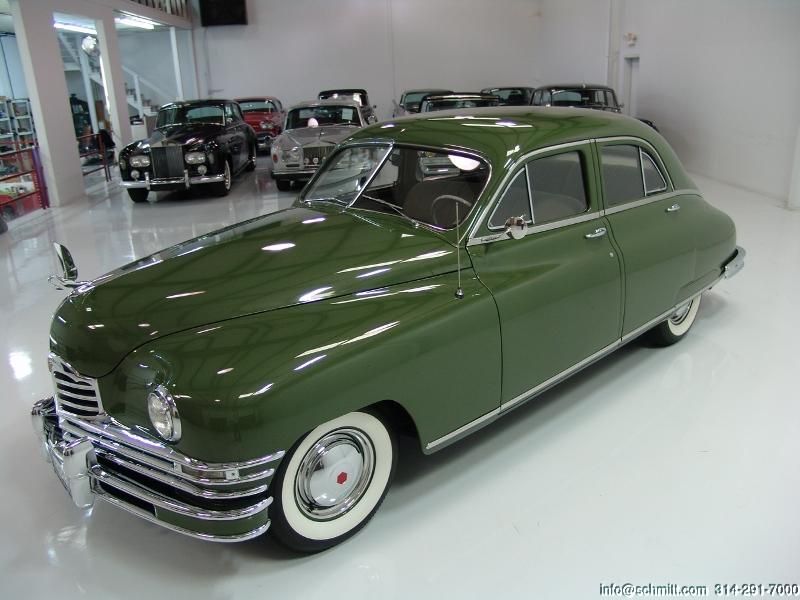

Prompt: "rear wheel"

[647,295,702,346]
[127,189,149,203]
[275,178,292,192]
[269,410,397,553]
[210,160,232,196]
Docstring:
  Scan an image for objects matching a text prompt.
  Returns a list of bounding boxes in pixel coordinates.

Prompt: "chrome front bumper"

[120,170,225,190]
[724,245,746,279]
[31,397,283,542]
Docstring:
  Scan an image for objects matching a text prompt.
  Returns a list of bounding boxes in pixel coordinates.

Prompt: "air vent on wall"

[199,0,248,26]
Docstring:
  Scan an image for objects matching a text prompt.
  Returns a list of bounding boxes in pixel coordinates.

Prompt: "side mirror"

[505,215,528,240]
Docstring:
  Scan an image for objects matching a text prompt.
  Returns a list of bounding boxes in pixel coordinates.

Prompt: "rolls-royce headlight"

[147,385,181,442]
[130,155,150,167]
[260,121,270,130]
[282,146,301,162]
[185,152,206,165]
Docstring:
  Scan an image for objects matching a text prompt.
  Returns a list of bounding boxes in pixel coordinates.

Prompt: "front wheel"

[269,411,397,553]
[127,188,149,203]
[647,294,702,346]
[210,160,232,196]
[245,144,257,171]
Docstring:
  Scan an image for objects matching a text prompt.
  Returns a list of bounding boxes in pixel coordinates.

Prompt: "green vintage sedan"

[33,107,744,552]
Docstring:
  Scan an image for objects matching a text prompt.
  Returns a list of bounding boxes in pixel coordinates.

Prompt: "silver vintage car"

[270,99,368,191]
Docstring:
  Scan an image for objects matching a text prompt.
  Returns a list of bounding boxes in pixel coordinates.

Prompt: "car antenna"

[455,204,464,300]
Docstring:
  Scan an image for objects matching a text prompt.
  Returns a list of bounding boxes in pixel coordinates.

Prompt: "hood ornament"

[48,243,89,290]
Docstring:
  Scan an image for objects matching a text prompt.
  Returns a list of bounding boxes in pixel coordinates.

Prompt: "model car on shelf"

[480,86,535,105]
[318,88,377,124]
[419,93,500,112]
[34,106,744,553]
[393,88,453,117]
[118,99,256,203]
[270,99,367,191]
[531,83,658,130]
[235,96,285,152]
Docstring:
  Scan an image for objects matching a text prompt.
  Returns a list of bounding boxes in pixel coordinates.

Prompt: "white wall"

[613,0,800,200]
[191,0,543,120]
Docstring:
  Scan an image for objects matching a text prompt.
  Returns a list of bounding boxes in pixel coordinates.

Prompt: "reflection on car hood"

[50,205,459,378]
[124,124,224,151]
[283,125,359,147]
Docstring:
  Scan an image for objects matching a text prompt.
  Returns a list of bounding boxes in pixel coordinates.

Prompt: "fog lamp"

[131,169,140,180]
[147,385,181,442]
[197,165,208,175]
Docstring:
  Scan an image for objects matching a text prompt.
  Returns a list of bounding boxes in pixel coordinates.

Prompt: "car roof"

[536,83,613,91]
[345,106,678,173]
[235,96,281,103]
[402,88,453,94]
[159,99,231,109]
[289,99,363,109]
[422,93,499,101]
[318,89,368,97]
[481,86,534,91]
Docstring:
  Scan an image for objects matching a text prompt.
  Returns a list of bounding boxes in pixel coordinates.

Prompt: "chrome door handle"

[584,227,607,239]
[666,203,681,213]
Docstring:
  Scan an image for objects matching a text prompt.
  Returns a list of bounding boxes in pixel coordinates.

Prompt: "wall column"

[94,9,132,147]
[10,0,85,207]
[789,125,800,210]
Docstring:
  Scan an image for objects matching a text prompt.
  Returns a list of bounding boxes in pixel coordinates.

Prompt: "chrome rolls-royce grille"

[49,354,104,420]
[151,146,184,178]
[303,145,333,165]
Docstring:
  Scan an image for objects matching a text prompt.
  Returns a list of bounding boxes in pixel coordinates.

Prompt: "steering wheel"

[430,194,472,229]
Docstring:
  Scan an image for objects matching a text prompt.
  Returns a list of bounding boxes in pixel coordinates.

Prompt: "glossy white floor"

[1,163,798,599]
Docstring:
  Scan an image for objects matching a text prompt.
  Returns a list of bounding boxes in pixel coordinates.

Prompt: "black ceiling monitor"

[199,0,248,26]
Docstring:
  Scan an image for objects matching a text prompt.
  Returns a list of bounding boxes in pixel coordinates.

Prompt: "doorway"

[622,56,639,117]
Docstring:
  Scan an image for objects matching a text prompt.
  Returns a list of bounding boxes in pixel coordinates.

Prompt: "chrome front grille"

[49,354,104,420]
[303,145,333,165]
[151,146,185,178]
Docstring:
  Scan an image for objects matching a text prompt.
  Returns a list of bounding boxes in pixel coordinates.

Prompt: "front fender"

[99,271,501,463]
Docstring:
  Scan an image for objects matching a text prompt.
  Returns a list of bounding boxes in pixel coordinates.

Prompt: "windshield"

[304,145,490,230]
[421,98,499,112]
[319,92,365,106]
[551,89,614,108]
[286,105,361,129]
[239,100,277,113]
[402,91,446,105]
[156,104,224,127]
[485,88,530,105]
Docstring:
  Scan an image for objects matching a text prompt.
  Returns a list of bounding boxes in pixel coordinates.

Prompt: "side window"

[488,170,532,229]
[234,104,244,121]
[601,144,644,206]
[641,150,667,194]
[527,151,588,223]
[542,90,552,105]
[224,103,236,122]
[532,90,542,105]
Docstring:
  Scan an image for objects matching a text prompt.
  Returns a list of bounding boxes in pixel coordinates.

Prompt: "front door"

[469,145,622,406]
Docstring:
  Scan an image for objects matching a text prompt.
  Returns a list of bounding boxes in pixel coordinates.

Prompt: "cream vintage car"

[270,99,368,191]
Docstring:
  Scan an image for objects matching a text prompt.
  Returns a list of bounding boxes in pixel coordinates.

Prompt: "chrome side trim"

[468,211,602,246]
[90,465,272,521]
[425,273,733,452]
[96,492,271,543]
[602,190,692,217]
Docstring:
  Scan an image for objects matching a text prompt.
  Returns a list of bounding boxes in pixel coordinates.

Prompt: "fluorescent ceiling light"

[115,16,157,30]
[54,22,97,35]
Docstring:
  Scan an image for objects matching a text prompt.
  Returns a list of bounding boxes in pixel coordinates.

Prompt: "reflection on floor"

[1,164,798,598]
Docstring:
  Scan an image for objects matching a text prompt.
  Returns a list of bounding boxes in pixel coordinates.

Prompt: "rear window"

[601,145,644,206]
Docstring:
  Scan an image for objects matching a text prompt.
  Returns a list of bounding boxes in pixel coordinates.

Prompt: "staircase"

[58,32,172,119]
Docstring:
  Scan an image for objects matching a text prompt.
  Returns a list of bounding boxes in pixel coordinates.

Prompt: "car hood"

[124,124,224,152]
[281,125,359,147]
[50,205,459,378]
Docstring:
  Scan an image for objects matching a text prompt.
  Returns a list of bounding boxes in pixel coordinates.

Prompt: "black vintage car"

[530,83,658,130]
[480,86,535,106]
[119,99,257,203]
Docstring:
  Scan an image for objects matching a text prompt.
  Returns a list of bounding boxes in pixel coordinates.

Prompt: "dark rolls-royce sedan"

[119,100,257,203]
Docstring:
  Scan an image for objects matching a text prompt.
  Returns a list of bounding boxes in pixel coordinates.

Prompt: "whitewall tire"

[648,294,702,346]
[269,410,397,552]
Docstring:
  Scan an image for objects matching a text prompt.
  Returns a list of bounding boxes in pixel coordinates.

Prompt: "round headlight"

[185,151,206,165]
[130,154,150,168]
[147,385,181,442]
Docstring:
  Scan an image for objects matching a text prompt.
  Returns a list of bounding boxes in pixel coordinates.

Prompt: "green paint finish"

[49,106,738,472]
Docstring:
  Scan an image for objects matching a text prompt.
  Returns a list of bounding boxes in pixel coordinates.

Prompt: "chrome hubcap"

[295,428,374,521]
[670,300,693,325]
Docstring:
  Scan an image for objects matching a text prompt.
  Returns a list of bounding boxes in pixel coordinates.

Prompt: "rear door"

[468,143,622,407]
[598,139,696,335]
